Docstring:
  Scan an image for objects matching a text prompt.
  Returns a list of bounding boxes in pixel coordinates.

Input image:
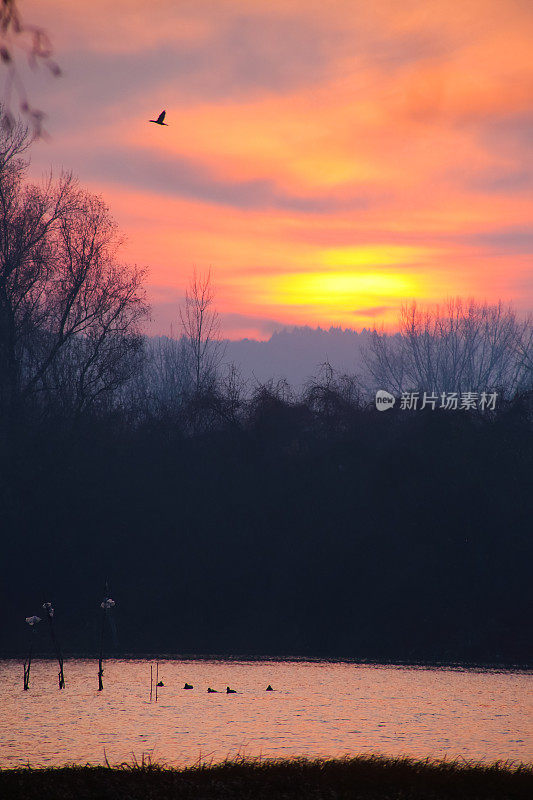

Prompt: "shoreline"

[1,654,532,672]
[1,756,532,799]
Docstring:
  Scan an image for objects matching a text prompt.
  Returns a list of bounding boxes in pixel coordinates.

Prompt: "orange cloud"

[24,0,533,338]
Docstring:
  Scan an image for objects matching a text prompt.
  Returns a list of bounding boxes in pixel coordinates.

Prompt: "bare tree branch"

[0,2,61,137]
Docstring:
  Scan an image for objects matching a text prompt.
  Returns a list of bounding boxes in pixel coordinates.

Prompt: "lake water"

[1,659,531,768]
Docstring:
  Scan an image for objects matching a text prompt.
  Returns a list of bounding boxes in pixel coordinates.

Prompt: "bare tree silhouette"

[179,269,224,395]
[0,122,149,418]
[365,298,532,397]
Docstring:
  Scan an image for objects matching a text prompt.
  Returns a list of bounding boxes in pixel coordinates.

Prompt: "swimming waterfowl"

[183,683,193,689]
[157,681,164,687]
[226,686,236,693]
[266,684,273,691]
[207,687,218,693]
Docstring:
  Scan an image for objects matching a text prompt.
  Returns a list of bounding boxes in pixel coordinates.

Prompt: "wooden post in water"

[23,640,33,691]
[98,609,105,691]
[98,588,116,691]
[155,662,159,702]
[150,664,153,702]
[23,616,41,690]
[42,603,65,689]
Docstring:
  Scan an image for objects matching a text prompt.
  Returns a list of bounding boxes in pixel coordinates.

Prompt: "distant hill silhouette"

[221,326,370,388]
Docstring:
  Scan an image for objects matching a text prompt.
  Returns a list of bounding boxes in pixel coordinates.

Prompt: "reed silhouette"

[0,755,531,799]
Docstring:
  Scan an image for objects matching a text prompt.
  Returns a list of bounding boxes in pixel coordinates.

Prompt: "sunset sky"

[20,0,533,338]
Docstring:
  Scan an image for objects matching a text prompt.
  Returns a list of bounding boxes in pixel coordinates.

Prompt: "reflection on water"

[0,659,531,767]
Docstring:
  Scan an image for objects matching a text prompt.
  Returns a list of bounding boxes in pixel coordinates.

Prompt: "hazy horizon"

[151,324,371,388]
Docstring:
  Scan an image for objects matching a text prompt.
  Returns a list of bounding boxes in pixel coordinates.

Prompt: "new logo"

[375,390,396,411]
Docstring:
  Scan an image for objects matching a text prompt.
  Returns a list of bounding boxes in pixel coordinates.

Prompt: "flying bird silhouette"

[149,110,168,126]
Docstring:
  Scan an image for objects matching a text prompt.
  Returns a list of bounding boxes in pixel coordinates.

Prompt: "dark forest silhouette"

[2,365,532,663]
[1,123,532,665]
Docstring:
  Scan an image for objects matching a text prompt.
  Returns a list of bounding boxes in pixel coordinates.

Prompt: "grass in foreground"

[0,755,532,799]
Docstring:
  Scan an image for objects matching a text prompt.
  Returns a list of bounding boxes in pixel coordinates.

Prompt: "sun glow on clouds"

[24,0,533,338]
[275,271,422,307]
[268,261,424,327]
[267,245,427,317]
[321,246,428,270]
[238,245,428,326]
